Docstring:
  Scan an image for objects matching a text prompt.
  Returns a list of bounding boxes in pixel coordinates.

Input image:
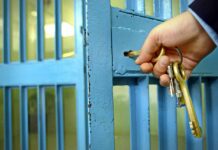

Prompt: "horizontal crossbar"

[0,59,80,86]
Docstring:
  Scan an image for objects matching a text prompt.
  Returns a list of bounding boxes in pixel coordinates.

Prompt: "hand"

[135,11,215,86]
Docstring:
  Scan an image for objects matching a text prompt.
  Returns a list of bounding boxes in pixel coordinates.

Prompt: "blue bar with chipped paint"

[129,77,150,150]
[20,87,28,150]
[158,85,177,150]
[55,86,64,150]
[74,0,88,149]
[126,0,145,15]
[37,86,46,150]
[186,77,203,150]
[204,78,218,150]
[86,0,114,149]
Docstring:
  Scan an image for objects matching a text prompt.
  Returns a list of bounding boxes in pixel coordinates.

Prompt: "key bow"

[173,61,187,83]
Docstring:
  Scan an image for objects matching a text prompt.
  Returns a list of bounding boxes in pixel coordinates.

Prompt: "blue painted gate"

[1,0,218,150]
[1,0,86,150]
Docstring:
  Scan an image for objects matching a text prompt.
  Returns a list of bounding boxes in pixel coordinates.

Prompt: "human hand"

[135,11,215,86]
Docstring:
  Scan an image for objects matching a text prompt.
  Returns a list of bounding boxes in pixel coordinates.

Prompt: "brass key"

[167,63,175,96]
[125,47,201,137]
[173,62,202,138]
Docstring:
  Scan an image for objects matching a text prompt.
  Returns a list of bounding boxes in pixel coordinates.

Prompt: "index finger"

[135,30,162,64]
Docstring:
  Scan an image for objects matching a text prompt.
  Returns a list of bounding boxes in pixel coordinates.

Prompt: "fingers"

[140,55,170,78]
[153,56,170,77]
[139,55,171,87]
[140,62,153,73]
[135,29,161,64]
[185,70,192,78]
[160,74,170,87]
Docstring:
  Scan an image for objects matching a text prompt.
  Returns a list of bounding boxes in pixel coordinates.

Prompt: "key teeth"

[189,121,202,138]
[189,121,193,126]
[189,124,194,129]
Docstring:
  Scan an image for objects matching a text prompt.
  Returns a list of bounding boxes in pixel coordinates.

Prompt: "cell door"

[0,0,87,150]
[111,0,218,150]
[86,0,218,150]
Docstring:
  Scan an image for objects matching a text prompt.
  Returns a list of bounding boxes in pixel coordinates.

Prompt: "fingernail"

[160,58,169,67]
[135,57,140,64]
[160,61,167,67]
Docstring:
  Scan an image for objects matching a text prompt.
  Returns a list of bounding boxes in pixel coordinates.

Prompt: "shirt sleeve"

[189,0,218,33]
[188,8,218,46]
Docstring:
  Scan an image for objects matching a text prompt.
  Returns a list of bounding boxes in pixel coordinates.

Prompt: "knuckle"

[140,65,150,73]
[140,63,153,73]
[154,63,166,75]
[153,70,161,78]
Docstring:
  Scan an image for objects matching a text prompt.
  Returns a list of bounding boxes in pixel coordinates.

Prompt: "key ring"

[173,47,186,82]
[152,47,183,64]
[174,47,183,66]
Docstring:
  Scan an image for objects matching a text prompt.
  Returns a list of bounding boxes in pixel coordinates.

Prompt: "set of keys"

[124,48,202,138]
[166,48,184,107]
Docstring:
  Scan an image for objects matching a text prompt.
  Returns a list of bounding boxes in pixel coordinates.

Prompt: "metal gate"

[0,0,86,150]
[1,0,218,150]
[110,0,218,150]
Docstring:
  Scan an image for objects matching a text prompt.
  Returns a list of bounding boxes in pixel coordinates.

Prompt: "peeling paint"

[112,26,147,33]
[119,9,164,21]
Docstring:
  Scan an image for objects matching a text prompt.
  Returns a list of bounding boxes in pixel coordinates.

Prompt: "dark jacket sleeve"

[189,0,218,33]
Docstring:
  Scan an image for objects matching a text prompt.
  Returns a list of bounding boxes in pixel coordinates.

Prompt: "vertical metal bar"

[19,0,26,62]
[186,77,203,150]
[37,86,46,150]
[154,0,162,18]
[20,87,28,150]
[126,0,145,15]
[204,78,218,150]
[3,0,11,149]
[55,86,64,150]
[154,0,172,19]
[154,1,176,147]
[76,83,88,150]
[129,77,150,150]
[85,0,114,149]
[74,0,88,148]
[3,87,12,150]
[37,0,44,61]
[55,0,62,59]
[179,0,188,13]
[129,83,137,150]
[158,85,177,150]
[3,0,10,63]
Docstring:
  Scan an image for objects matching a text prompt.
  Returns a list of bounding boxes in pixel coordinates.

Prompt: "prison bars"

[2,0,87,150]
